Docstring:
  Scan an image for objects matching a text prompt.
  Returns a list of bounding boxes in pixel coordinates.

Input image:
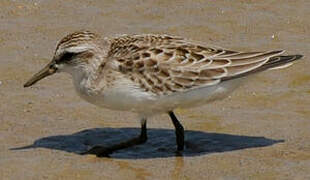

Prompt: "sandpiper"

[24,31,303,157]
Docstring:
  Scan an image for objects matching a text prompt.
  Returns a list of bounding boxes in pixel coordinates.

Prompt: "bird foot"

[175,150,183,157]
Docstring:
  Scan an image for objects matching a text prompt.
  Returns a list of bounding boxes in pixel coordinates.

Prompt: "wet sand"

[0,0,309,179]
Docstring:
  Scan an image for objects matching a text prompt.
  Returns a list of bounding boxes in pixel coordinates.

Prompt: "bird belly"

[149,78,244,113]
[74,77,243,116]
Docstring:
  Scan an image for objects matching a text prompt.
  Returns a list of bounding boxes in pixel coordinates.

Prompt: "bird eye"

[58,52,77,62]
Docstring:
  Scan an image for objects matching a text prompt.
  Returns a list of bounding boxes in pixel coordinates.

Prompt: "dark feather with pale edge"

[104,34,302,95]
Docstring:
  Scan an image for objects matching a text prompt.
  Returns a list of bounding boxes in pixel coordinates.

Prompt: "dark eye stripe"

[57,52,77,62]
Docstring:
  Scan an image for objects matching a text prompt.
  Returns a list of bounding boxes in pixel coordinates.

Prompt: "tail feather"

[222,54,303,81]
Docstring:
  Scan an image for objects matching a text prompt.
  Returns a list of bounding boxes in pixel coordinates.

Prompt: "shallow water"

[0,0,309,179]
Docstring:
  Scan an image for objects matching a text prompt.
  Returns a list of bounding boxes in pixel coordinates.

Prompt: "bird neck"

[71,57,103,87]
[71,39,111,92]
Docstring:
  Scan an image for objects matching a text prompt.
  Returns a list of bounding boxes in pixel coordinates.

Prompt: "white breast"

[74,76,157,112]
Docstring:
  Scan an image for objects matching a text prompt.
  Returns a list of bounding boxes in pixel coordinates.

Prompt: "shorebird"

[24,31,303,157]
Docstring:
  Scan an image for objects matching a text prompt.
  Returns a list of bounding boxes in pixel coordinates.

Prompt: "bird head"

[24,31,104,87]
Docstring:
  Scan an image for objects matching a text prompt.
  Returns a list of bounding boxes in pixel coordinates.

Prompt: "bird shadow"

[11,128,284,159]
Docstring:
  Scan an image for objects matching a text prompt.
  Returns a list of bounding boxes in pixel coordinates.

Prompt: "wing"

[107,34,285,95]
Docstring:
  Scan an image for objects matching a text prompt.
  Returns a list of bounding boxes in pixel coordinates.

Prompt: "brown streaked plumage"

[55,31,98,51]
[24,31,303,157]
[106,34,300,95]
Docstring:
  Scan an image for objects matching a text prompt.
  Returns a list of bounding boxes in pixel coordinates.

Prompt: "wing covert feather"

[107,34,284,95]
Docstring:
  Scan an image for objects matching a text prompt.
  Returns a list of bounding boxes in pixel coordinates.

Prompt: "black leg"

[140,118,147,143]
[168,111,184,151]
[81,118,148,157]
